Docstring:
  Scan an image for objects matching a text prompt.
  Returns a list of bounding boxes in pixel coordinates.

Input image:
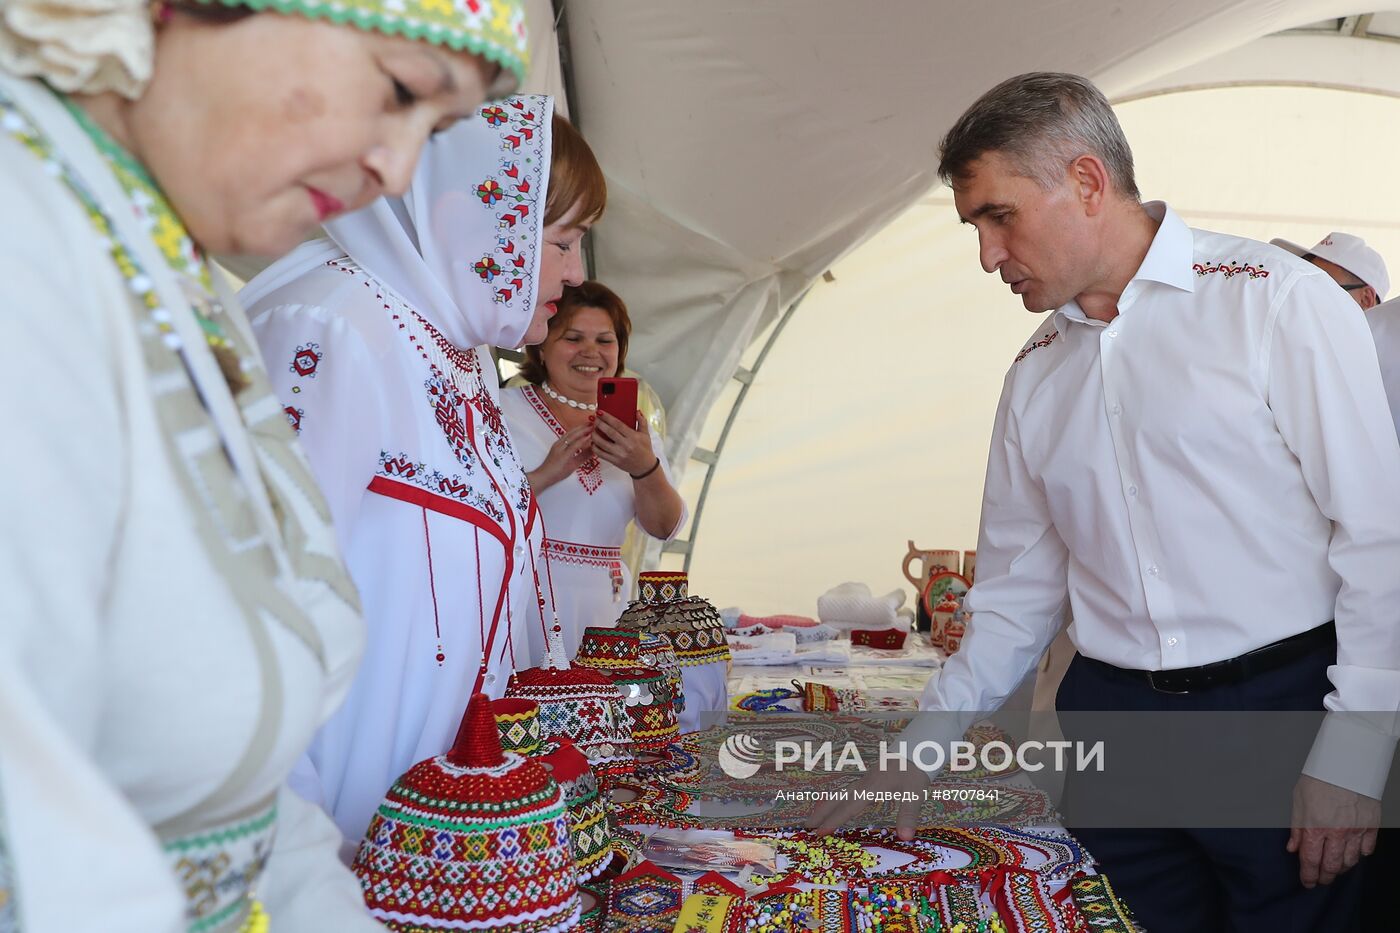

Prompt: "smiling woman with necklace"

[502,281,686,656]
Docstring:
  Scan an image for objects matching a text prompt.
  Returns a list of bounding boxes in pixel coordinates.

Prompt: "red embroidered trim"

[542,537,623,568]
[525,385,603,495]
[1013,330,1059,365]
[1193,260,1270,280]
[368,476,509,549]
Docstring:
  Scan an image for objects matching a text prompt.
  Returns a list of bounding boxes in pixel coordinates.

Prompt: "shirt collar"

[1133,201,1195,294]
[1055,200,1194,329]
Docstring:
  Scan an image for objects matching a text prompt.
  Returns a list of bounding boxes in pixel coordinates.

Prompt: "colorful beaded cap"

[352,693,581,933]
[603,665,679,753]
[638,632,685,715]
[193,0,529,89]
[637,571,687,603]
[506,665,635,779]
[491,697,543,756]
[655,598,731,668]
[573,626,641,671]
[537,738,614,883]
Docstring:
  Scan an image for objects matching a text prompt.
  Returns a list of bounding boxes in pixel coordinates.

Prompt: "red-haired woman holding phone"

[503,281,685,655]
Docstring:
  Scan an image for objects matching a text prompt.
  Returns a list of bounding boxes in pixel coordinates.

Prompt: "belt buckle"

[1146,670,1194,695]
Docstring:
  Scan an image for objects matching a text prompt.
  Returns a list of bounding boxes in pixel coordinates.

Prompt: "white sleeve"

[256,786,384,931]
[250,303,389,556]
[651,428,689,541]
[0,147,185,933]
[1267,274,1400,798]
[909,369,1070,770]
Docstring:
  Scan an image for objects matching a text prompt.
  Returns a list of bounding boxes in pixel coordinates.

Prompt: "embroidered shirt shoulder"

[1012,322,1062,366]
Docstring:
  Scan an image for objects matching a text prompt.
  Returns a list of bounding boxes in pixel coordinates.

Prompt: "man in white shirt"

[1270,232,1389,311]
[811,73,1400,932]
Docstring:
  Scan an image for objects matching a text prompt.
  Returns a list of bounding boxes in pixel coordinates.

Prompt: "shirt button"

[1106,330,1119,339]
[484,672,497,685]
[1112,404,1122,416]
[1167,637,1179,647]
[514,544,524,557]
[1127,485,1138,497]
[1147,565,1159,576]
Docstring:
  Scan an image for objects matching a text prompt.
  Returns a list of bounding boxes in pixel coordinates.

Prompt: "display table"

[578,660,1143,932]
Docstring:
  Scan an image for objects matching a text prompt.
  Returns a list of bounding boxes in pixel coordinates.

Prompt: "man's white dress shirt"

[1367,297,1400,443]
[922,202,1400,797]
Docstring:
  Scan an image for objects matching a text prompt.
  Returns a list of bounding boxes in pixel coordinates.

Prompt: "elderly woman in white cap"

[240,102,608,856]
[0,0,528,929]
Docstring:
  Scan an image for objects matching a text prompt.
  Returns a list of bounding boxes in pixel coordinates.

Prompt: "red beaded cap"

[447,692,504,768]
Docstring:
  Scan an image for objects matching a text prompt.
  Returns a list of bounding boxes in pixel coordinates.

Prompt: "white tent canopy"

[557,0,1372,468]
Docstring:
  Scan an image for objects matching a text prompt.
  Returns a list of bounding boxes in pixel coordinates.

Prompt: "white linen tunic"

[0,73,378,932]
[250,257,549,851]
[501,384,683,657]
[922,203,1400,797]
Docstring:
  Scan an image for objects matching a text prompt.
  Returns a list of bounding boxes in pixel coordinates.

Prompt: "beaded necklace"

[57,91,248,394]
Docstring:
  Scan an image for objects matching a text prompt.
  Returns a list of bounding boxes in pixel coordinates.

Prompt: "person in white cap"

[1271,232,1389,310]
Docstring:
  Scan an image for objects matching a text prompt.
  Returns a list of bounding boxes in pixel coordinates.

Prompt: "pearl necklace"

[540,381,596,411]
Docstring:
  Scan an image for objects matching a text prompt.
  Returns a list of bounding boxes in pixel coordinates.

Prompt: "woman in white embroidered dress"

[0,0,527,930]
[239,103,608,853]
[502,281,687,656]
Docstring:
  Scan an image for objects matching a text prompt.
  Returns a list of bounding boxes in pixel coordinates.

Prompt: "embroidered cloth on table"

[542,537,623,599]
[630,742,703,787]
[850,627,909,650]
[162,798,277,933]
[1069,873,1141,932]
[602,862,683,933]
[980,866,1083,933]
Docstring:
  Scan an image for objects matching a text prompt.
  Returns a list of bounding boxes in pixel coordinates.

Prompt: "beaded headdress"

[352,693,581,932]
[492,698,615,882]
[573,626,642,672]
[506,664,635,780]
[638,632,685,716]
[637,570,687,603]
[0,0,528,102]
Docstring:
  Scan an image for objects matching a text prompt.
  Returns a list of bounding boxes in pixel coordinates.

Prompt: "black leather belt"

[1082,621,1336,694]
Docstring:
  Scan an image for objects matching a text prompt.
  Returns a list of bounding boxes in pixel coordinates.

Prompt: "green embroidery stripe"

[195,0,528,82]
[378,799,564,834]
[164,805,277,853]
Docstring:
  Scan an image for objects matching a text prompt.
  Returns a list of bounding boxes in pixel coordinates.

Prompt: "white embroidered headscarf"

[240,95,553,351]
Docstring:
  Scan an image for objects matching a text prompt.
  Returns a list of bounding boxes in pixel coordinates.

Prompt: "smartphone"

[597,377,639,429]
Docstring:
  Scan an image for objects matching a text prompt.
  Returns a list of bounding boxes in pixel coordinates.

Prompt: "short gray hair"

[938,72,1139,201]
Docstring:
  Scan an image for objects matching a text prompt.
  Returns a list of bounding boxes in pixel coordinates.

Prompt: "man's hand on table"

[804,757,932,841]
[1287,773,1380,887]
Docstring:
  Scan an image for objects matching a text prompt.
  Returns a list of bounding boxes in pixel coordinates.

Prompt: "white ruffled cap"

[0,0,153,99]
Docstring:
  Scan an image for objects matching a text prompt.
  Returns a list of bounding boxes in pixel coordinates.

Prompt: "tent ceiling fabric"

[561,0,1367,468]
